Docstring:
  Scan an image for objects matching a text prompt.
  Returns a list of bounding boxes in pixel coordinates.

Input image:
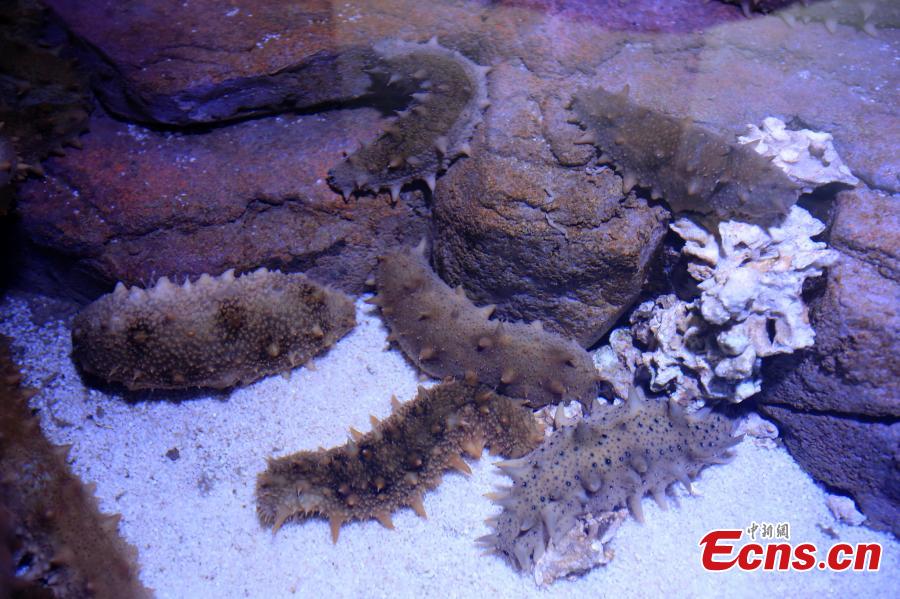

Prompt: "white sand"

[1,293,897,598]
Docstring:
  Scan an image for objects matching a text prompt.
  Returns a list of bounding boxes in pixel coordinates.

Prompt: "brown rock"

[432,65,668,347]
[45,0,490,125]
[18,109,430,294]
[18,1,897,311]
[434,152,668,348]
[759,405,899,536]
[762,189,899,418]
[760,187,900,534]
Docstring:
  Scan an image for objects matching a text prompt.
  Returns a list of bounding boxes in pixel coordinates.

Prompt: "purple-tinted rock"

[760,187,899,535]
[762,189,899,418]
[17,0,898,310]
[41,0,748,126]
[759,405,900,536]
[18,109,430,294]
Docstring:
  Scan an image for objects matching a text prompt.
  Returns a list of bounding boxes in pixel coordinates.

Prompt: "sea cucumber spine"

[256,379,544,541]
[479,388,740,571]
[369,241,600,409]
[71,267,356,390]
[327,37,490,202]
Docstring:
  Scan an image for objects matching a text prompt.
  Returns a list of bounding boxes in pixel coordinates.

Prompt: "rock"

[433,150,668,347]
[430,62,669,347]
[43,0,744,122]
[760,187,900,535]
[16,0,897,308]
[44,0,490,125]
[18,109,430,295]
[759,404,899,536]
[762,189,899,418]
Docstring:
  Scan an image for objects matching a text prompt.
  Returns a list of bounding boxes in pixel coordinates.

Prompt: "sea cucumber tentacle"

[71,268,356,390]
[481,387,740,571]
[370,241,600,410]
[327,37,490,202]
[255,380,544,541]
[569,85,800,225]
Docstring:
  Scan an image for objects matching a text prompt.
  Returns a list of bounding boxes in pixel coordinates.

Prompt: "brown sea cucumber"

[0,335,151,598]
[71,268,356,391]
[256,379,544,541]
[328,37,490,202]
[368,241,600,410]
[478,388,740,571]
[569,85,800,225]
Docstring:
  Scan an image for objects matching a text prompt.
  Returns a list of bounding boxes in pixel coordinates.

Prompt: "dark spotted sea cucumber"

[327,37,490,202]
[256,379,544,541]
[71,268,356,391]
[368,241,600,410]
[569,85,800,225]
[478,388,740,571]
[0,335,151,598]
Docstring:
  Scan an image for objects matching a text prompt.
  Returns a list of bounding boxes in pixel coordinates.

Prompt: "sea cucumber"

[720,0,799,17]
[368,241,600,410]
[0,335,150,597]
[722,0,899,36]
[478,388,740,571]
[327,37,490,202]
[256,379,544,541]
[0,0,90,174]
[569,85,800,225]
[71,268,356,391]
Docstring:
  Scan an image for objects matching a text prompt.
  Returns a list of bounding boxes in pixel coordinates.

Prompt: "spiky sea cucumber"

[478,388,740,571]
[327,37,490,202]
[723,0,898,36]
[0,335,150,597]
[256,379,544,541]
[368,241,600,410]
[569,85,800,225]
[71,268,356,391]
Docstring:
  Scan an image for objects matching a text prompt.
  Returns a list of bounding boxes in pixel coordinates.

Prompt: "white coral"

[676,206,839,356]
[596,206,838,405]
[532,510,626,587]
[739,117,858,192]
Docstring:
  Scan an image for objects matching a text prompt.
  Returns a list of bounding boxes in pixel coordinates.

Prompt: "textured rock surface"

[18,110,430,294]
[43,0,744,123]
[759,405,899,536]
[433,149,668,348]
[16,0,897,308]
[761,188,899,418]
[760,187,900,535]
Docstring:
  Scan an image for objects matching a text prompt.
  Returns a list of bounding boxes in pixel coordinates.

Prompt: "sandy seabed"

[1,294,897,599]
